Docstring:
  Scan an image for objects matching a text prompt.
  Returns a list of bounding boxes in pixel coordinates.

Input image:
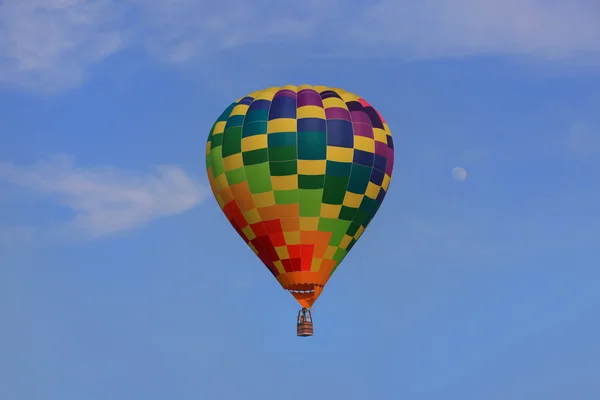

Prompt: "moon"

[452,167,467,182]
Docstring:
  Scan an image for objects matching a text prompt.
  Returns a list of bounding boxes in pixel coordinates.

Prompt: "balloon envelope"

[205,85,395,307]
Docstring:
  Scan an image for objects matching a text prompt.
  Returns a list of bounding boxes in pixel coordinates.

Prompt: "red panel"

[263,219,283,234]
[301,244,315,271]
[281,259,294,273]
[229,201,249,229]
[290,258,302,272]
[268,232,286,247]
[250,223,267,237]
[256,236,279,262]
[287,245,302,259]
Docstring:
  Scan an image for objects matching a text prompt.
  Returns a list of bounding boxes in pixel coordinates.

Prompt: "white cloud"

[0,0,125,91]
[0,0,599,91]
[351,0,600,60]
[0,155,207,238]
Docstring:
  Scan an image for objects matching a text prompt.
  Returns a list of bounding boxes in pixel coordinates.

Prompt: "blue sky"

[1,1,600,399]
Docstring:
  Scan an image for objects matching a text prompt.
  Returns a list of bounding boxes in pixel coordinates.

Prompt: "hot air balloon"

[205,85,394,336]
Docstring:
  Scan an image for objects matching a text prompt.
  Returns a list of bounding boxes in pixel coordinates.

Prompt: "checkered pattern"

[206,85,394,307]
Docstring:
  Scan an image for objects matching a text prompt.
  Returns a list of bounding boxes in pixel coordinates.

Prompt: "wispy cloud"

[0,155,206,238]
[0,0,598,91]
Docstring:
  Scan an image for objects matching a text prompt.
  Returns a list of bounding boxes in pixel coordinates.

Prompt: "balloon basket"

[297,308,313,337]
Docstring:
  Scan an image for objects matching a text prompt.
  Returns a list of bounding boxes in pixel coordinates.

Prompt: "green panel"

[298,131,326,160]
[243,148,269,165]
[225,167,246,185]
[244,109,269,124]
[338,205,357,221]
[270,160,297,176]
[326,161,352,177]
[321,176,349,205]
[269,146,297,162]
[359,196,377,212]
[346,222,361,237]
[298,189,323,217]
[221,127,242,157]
[245,162,272,193]
[211,133,223,149]
[298,174,325,189]
[242,121,268,137]
[353,209,369,226]
[333,248,347,262]
[274,189,298,204]
[225,115,245,128]
[347,164,372,194]
[268,131,297,147]
[318,218,351,246]
[210,149,224,177]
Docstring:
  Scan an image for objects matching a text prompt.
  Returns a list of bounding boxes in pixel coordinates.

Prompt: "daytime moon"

[452,167,467,181]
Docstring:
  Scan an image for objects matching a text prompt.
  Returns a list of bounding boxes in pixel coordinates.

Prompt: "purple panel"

[385,147,394,175]
[352,122,374,138]
[350,110,372,125]
[297,89,323,107]
[375,141,388,156]
[325,107,351,121]
[274,89,297,98]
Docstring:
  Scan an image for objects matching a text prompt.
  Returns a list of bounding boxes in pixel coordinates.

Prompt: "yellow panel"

[382,174,391,191]
[340,235,353,249]
[216,194,225,209]
[299,217,319,231]
[384,123,391,133]
[312,85,329,93]
[354,225,365,239]
[273,260,286,274]
[310,258,322,271]
[275,246,290,259]
[205,142,211,155]
[297,106,326,119]
[241,225,256,241]
[338,91,359,102]
[252,191,276,208]
[268,118,297,134]
[254,89,277,101]
[281,85,298,92]
[327,146,354,163]
[243,209,261,224]
[222,153,243,171]
[298,160,326,175]
[373,128,387,143]
[230,104,250,116]
[213,121,227,135]
[365,182,380,199]
[354,136,375,153]
[324,246,337,259]
[322,97,347,109]
[214,174,229,192]
[320,204,341,219]
[241,134,268,152]
[298,84,312,91]
[343,192,363,208]
[272,175,298,191]
[284,231,300,245]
